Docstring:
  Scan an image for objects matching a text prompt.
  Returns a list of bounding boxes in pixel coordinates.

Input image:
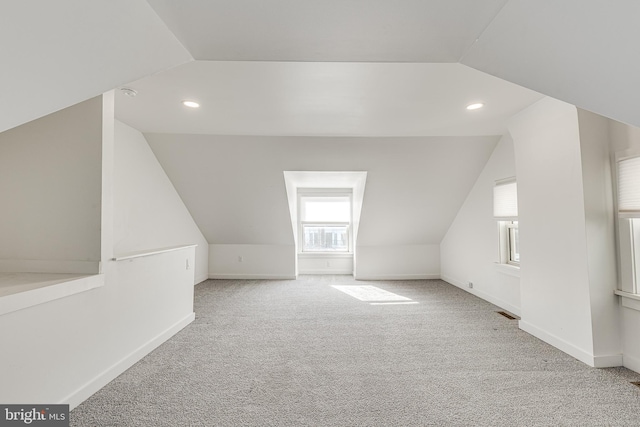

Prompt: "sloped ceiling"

[146,0,509,62]
[0,0,192,133]
[145,134,499,246]
[462,0,640,129]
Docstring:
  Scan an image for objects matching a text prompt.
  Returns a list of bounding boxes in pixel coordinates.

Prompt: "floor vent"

[631,382,640,388]
[497,311,518,320]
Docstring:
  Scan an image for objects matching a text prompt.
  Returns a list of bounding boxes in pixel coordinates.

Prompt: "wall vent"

[496,311,518,320]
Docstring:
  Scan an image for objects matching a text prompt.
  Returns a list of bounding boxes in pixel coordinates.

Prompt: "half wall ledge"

[0,273,104,316]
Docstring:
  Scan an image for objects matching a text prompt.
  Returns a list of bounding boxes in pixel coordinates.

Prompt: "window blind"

[300,196,351,222]
[493,179,518,220]
[618,156,640,217]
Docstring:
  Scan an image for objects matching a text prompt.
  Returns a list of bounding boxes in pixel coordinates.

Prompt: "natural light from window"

[300,195,351,253]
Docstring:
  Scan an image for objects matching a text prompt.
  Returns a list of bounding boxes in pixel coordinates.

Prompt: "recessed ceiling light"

[466,103,484,110]
[182,100,200,108]
[120,87,137,98]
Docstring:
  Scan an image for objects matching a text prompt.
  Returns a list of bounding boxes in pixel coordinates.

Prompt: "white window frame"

[498,220,519,267]
[506,221,520,266]
[615,151,640,296]
[298,189,353,254]
[494,177,520,270]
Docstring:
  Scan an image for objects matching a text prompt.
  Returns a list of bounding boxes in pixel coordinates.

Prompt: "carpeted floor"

[71,276,640,426]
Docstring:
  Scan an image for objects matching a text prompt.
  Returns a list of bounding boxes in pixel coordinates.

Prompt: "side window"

[616,155,640,294]
[494,178,519,267]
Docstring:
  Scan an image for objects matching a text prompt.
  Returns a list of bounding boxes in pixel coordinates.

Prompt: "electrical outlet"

[468,281,473,289]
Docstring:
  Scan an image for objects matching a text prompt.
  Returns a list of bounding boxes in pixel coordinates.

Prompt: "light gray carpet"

[71,276,640,426]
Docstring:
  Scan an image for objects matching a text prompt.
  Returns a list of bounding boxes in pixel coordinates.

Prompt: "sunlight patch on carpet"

[331,285,413,302]
[369,301,419,305]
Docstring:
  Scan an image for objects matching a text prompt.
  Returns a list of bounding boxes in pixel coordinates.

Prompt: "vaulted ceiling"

[146,0,509,62]
[3,1,639,249]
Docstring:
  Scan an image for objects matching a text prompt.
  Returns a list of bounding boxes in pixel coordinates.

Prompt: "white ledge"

[615,290,640,312]
[113,244,197,261]
[615,290,640,301]
[0,273,104,316]
[298,252,353,258]
[494,262,520,278]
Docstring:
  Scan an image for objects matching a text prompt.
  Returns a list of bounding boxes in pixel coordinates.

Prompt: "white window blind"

[618,156,640,217]
[493,179,518,220]
[300,196,350,222]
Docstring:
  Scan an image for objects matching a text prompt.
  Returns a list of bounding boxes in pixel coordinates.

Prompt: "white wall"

[440,135,521,315]
[113,120,209,283]
[0,95,198,408]
[0,248,195,407]
[209,244,295,279]
[508,97,621,367]
[355,244,440,280]
[298,255,353,275]
[147,134,497,280]
[576,109,619,362]
[0,97,102,274]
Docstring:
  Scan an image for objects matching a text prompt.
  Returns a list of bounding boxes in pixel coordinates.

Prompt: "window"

[302,225,349,252]
[506,221,520,265]
[616,154,640,295]
[299,193,352,253]
[494,178,519,267]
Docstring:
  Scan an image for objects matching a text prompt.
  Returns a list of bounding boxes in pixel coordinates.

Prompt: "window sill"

[615,290,640,312]
[0,273,104,316]
[494,263,520,278]
[298,252,353,258]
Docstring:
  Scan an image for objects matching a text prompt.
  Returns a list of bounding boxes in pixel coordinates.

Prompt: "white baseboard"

[299,269,353,275]
[194,274,209,285]
[354,274,440,281]
[0,259,100,274]
[623,353,640,374]
[518,320,598,367]
[441,274,521,317]
[593,353,623,368]
[62,312,195,409]
[208,274,296,280]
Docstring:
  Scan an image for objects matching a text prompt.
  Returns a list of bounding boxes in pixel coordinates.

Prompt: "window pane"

[303,225,348,252]
[301,197,350,222]
[509,222,520,263]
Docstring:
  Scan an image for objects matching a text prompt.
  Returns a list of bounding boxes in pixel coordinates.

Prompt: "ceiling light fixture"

[120,87,137,98]
[466,103,484,110]
[182,100,200,108]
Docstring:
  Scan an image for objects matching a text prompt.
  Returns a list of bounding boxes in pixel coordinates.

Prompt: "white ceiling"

[5,0,639,251]
[116,61,542,137]
[0,0,191,134]
[146,0,508,62]
[461,0,640,129]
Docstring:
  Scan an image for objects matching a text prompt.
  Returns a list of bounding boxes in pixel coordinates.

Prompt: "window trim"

[506,221,520,266]
[498,220,520,268]
[614,150,640,296]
